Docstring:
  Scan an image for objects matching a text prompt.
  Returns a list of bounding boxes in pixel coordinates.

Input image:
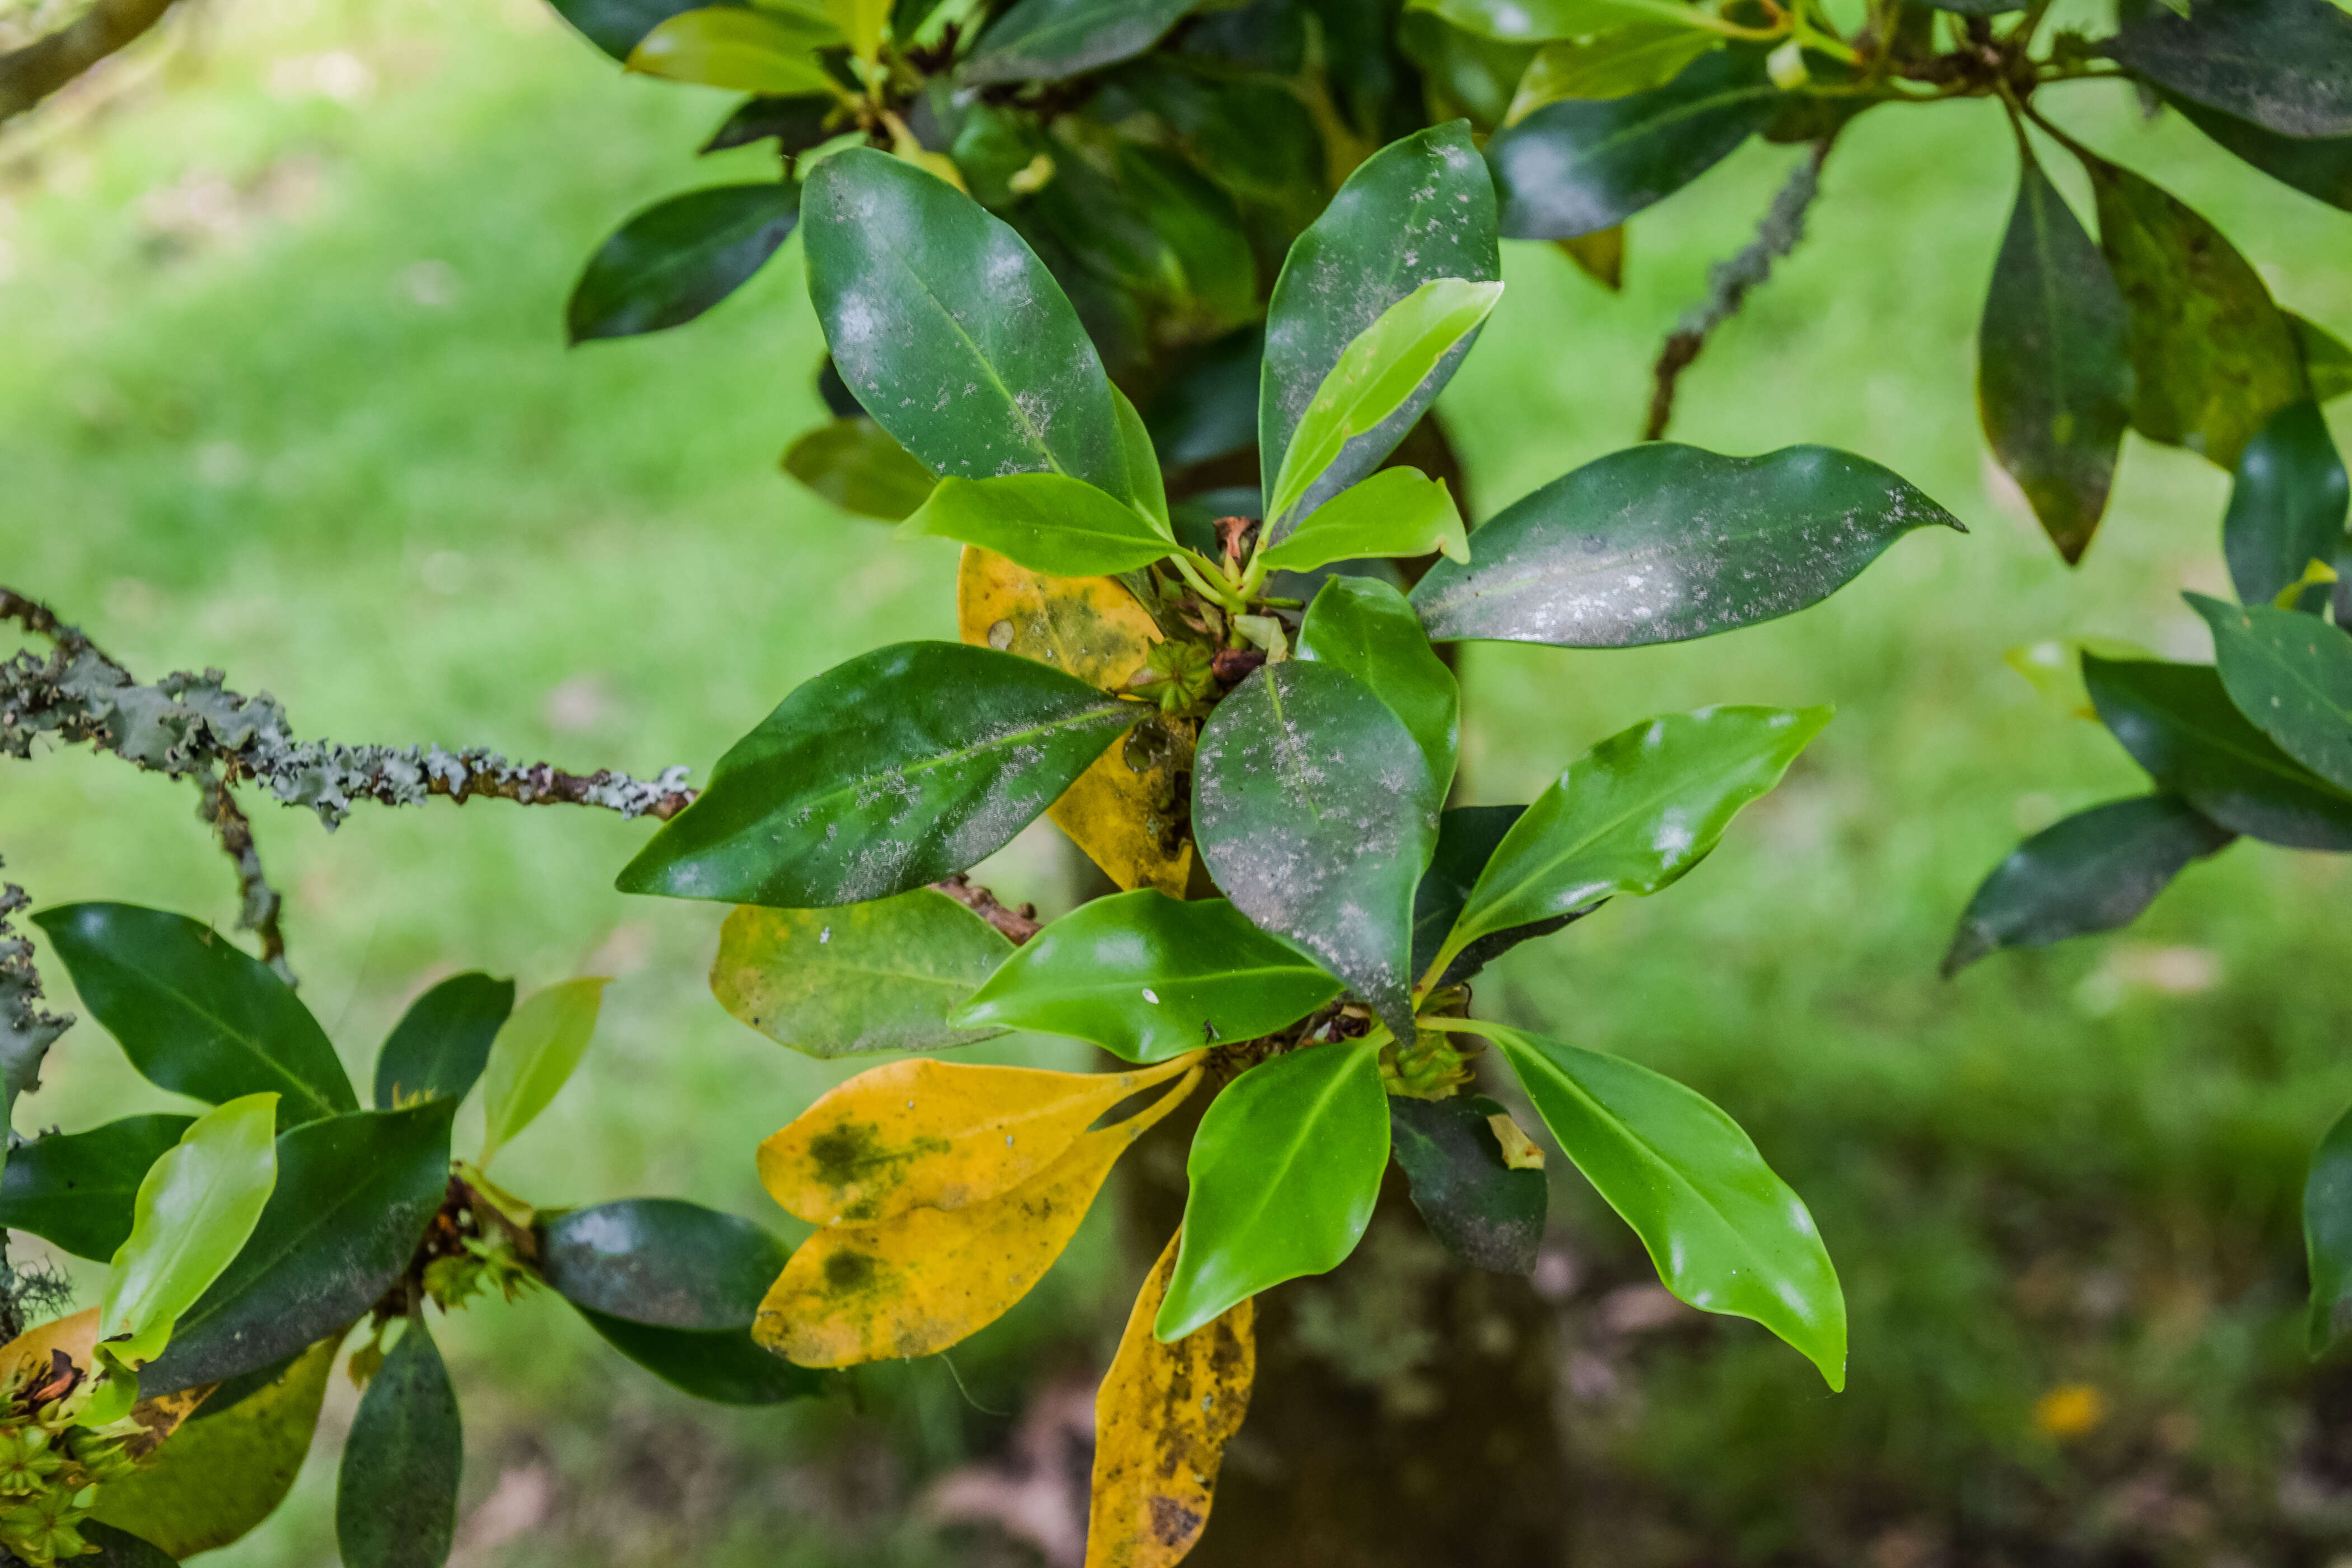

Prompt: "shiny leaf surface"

[1260,467,1469,576]
[711,892,1012,1058]
[2111,0,2352,138]
[2222,400,2350,609]
[0,1114,193,1261]
[372,973,513,1110]
[1389,1093,1547,1273]
[626,7,844,95]
[2192,593,2352,790]
[101,1094,280,1365]
[337,1316,461,1568]
[961,0,1195,85]
[903,474,1174,577]
[566,184,800,343]
[571,1305,822,1403]
[1295,573,1460,796]
[541,1198,792,1328]
[477,977,608,1168]
[1508,27,1719,119]
[1409,804,1590,988]
[783,418,939,522]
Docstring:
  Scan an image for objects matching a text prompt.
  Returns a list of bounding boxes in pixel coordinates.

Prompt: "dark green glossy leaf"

[803,148,1130,497]
[2085,654,2352,850]
[2192,593,2352,790]
[1157,1040,1388,1340]
[711,892,1012,1058]
[2170,94,2352,212]
[573,1306,822,1403]
[1481,1020,1845,1388]
[2088,154,2305,469]
[703,92,837,155]
[1144,326,1262,470]
[961,0,1195,85]
[1942,795,2236,976]
[373,973,512,1110]
[543,0,708,60]
[1259,124,1499,534]
[139,1100,459,1394]
[33,903,355,1127]
[0,1113,192,1261]
[1296,573,1459,795]
[1389,1093,1546,1273]
[2296,314,2352,402]
[1112,69,1327,229]
[337,1315,460,1568]
[541,1198,790,1328]
[83,1524,179,1567]
[902,474,1174,576]
[782,418,939,521]
[2308,1098,2352,1353]
[1410,805,1594,989]
[2222,400,2350,609]
[952,892,1341,1062]
[1192,660,1443,1042]
[2111,0,2352,139]
[1977,148,2131,564]
[1397,7,1538,126]
[566,184,800,343]
[1410,444,1961,646]
[1119,143,1258,330]
[619,642,1135,908]
[1486,49,1779,240]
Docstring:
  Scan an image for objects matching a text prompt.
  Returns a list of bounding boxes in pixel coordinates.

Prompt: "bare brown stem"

[0,0,177,126]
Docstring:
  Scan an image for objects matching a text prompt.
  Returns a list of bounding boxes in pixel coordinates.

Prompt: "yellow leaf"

[0,1308,211,1459]
[758,1069,1201,1366]
[1087,1229,1254,1568]
[760,1054,1201,1225]
[1555,227,1623,293]
[955,545,1194,897]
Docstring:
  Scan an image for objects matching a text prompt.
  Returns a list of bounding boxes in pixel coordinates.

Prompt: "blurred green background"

[5,0,2352,1559]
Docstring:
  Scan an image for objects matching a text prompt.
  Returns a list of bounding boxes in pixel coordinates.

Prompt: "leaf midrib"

[1203,1049,1367,1256]
[769,701,1132,832]
[99,950,344,1119]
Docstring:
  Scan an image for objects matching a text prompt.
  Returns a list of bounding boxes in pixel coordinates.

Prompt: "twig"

[196,774,292,986]
[0,865,71,1123]
[0,0,178,125]
[931,874,1042,945]
[1642,139,1836,442]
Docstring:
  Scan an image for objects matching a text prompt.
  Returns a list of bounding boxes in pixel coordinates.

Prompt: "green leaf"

[2087,153,2305,470]
[1435,706,1827,983]
[1410,804,1595,989]
[139,1100,459,1394]
[337,1315,461,1568]
[1942,795,2235,976]
[2168,94,2352,212]
[703,92,838,155]
[712,891,1012,1058]
[82,1524,180,1567]
[2111,0,2352,139]
[1295,573,1460,796]
[372,973,514,1110]
[1410,444,1961,646]
[1144,328,1261,470]
[951,892,1342,1062]
[782,417,939,521]
[1486,49,1780,240]
[1156,1041,1388,1341]
[618,642,1136,908]
[1397,8,1539,128]
[1112,386,1172,534]
[802,148,1131,498]
[1192,661,1444,1043]
[0,1114,194,1261]
[100,1094,279,1366]
[2222,400,2350,609]
[573,1306,823,1403]
[1259,124,1499,536]
[2308,1098,2352,1353]
[1389,1094,1546,1274]
[1117,145,1259,334]
[2295,314,2352,402]
[960,0,1195,85]
[626,7,845,95]
[1263,467,1468,579]
[1506,27,1721,120]
[566,183,801,344]
[33,903,357,1127]
[477,977,609,1168]
[902,473,1174,576]
[1479,1020,1845,1388]
[2085,653,2352,850]
[543,0,710,59]
[1408,0,1712,39]
[2191,593,2352,790]
[1977,147,2131,564]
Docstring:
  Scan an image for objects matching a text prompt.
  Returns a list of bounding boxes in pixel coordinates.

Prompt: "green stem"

[1171,549,1247,613]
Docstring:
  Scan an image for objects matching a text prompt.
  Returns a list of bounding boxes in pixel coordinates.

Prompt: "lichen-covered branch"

[0,867,71,1129]
[0,0,178,124]
[1643,140,1835,444]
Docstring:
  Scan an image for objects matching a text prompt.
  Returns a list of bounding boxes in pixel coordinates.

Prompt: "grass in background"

[4,0,2352,1558]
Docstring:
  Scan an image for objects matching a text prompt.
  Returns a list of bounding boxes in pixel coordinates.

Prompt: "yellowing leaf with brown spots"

[757,1070,1200,1366]
[759,1054,1201,1226]
[956,546,1194,897]
[0,1308,210,1460]
[1088,1229,1254,1568]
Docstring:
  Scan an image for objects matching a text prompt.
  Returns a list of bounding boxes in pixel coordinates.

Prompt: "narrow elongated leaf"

[617,642,1136,908]
[1088,1229,1254,1568]
[804,149,1130,497]
[2088,155,2304,469]
[1158,1042,1387,1341]
[34,903,356,1126]
[0,1114,193,1261]
[2192,594,2352,790]
[1481,1021,1845,1388]
[2085,654,2352,850]
[903,474,1174,576]
[2111,0,2352,139]
[1192,661,1443,1042]
[784,418,939,521]
[1486,50,1779,240]
[1978,150,2131,564]
[2171,95,2352,212]
[1389,1094,1546,1273]
[759,1054,1197,1224]
[1261,468,1469,577]
[2308,1099,2352,1353]
[1508,28,1720,119]
[2222,400,2350,608]
[1113,386,1172,534]
[139,1100,459,1394]
[566,184,800,343]
[1437,707,1827,981]
[373,973,513,1110]
[1259,124,1499,533]
[101,1094,281,1365]
[953,893,1341,1062]
[711,892,1012,1058]
[1412,444,1959,646]
[477,978,608,1168]
[627,7,844,95]
[1942,795,2234,975]
[961,0,1194,85]
[1296,574,1460,796]
[1410,804,1593,988]
[540,1198,791,1327]
[338,1315,461,1568]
